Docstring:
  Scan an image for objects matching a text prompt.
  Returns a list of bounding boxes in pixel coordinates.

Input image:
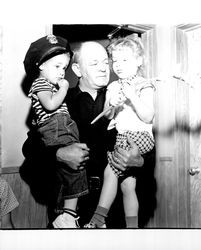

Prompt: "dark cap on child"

[24,34,73,76]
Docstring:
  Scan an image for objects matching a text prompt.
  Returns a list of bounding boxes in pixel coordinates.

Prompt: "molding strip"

[1,166,20,174]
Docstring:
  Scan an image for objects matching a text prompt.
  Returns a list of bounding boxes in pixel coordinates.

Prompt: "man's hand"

[56,143,89,170]
[109,137,144,171]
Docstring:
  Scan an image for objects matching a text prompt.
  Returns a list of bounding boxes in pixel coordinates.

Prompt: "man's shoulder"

[67,86,75,95]
[68,83,81,94]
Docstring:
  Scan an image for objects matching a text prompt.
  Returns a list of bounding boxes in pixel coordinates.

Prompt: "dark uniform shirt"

[66,84,116,178]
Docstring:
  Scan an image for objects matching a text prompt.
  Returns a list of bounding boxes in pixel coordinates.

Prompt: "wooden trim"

[177,24,201,32]
[1,166,20,174]
[159,157,173,162]
[127,24,155,33]
[109,24,155,34]
[175,24,191,228]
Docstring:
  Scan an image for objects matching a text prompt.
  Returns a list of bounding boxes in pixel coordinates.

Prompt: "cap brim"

[38,46,67,65]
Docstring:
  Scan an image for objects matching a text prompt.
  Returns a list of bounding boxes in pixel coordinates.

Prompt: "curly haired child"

[85,34,155,228]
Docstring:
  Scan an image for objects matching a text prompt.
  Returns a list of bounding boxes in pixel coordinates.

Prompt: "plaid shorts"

[108,130,155,177]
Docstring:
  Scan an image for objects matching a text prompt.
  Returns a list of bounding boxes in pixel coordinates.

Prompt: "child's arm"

[104,83,126,119]
[103,89,116,119]
[37,79,69,111]
[123,84,154,124]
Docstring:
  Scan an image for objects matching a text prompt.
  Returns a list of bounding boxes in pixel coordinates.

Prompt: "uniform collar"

[75,81,107,96]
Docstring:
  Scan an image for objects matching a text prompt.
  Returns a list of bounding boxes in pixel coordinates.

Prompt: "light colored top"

[107,77,155,137]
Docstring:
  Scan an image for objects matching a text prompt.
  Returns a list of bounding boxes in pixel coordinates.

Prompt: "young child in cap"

[85,35,155,228]
[24,35,89,228]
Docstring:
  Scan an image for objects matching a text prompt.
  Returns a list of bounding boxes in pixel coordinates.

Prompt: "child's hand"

[58,79,69,91]
[122,83,137,100]
[109,92,126,107]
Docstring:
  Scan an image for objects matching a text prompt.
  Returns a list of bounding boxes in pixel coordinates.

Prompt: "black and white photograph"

[1,1,201,249]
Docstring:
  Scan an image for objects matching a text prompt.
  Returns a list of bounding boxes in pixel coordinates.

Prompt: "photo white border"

[1,0,201,249]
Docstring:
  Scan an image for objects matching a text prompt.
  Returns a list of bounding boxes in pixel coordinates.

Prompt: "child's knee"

[121,177,136,194]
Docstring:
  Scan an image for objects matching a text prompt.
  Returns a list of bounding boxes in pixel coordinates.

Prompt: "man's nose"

[99,63,108,71]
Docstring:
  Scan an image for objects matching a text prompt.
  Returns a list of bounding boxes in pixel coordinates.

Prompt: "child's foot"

[53,208,80,229]
[84,221,106,229]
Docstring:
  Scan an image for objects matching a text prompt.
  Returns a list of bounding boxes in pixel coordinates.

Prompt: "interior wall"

[2,25,48,168]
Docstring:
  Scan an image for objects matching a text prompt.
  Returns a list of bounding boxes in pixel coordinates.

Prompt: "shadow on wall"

[155,118,201,137]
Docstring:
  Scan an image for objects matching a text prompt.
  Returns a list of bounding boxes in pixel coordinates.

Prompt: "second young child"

[24,35,89,228]
[85,35,155,228]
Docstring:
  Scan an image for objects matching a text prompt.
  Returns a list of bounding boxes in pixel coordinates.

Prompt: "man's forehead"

[80,42,108,61]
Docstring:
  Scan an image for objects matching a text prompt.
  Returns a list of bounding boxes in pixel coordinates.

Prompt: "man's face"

[78,42,110,90]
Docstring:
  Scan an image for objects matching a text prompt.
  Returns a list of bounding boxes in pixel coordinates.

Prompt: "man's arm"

[22,129,89,171]
[109,137,144,171]
[56,143,90,170]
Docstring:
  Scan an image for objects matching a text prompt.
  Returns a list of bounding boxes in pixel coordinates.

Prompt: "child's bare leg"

[86,164,118,228]
[99,164,118,208]
[121,176,139,228]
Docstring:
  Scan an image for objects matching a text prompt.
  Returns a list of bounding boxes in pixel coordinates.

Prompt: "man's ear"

[72,63,82,78]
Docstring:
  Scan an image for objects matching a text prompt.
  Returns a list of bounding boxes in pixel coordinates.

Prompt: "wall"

[1,24,50,228]
[1,24,49,168]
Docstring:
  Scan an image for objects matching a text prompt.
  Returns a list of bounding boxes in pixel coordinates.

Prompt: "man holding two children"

[23,36,145,229]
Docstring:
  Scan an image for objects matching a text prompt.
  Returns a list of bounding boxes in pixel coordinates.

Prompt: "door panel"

[190,132,201,227]
[177,24,201,228]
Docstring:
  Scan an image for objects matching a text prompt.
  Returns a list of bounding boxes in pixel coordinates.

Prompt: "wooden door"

[147,25,201,228]
[176,24,201,228]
